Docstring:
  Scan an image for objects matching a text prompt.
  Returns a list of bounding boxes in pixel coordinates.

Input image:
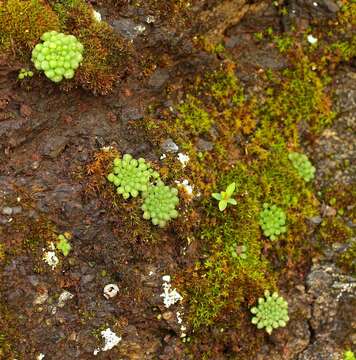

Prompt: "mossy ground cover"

[141,20,353,353]
[0,0,354,358]
[0,0,130,94]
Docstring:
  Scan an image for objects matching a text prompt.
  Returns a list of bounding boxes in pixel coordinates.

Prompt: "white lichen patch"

[92,9,102,22]
[134,24,146,34]
[175,179,194,198]
[42,243,59,270]
[177,153,189,168]
[160,276,183,308]
[145,15,155,23]
[94,328,122,355]
[307,34,318,45]
[57,290,74,308]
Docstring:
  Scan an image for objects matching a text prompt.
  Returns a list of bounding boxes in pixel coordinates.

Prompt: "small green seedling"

[18,68,34,80]
[56,232,72,256]
[229,244,248,260]
[212,182,237,211]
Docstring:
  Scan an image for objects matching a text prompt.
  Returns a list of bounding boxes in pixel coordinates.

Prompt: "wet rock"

[320,0,339,13]
[80,273,95,285]
[299,264,356,358]
[40,135,68,158]
[112,18,145,40]
[161,138,179,153]
[196,138,214,152]
[309,216,322,225]
[121,106,144,123]
[20,104,32,118]
[2,206,13,215]
[148,68,170,89]
[33,288,49,305]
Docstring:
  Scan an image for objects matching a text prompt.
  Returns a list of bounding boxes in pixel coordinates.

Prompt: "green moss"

[186,146,318,329]
[0,243,5,263]
[52,0,130,94]
[318,217,353,246]
[177,95,213,135]
[337,239,356,276]
[252,56,334,150]
[0,0,60,58]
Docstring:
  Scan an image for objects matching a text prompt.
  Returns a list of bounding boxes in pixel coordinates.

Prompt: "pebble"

[103,284,119,299]
[161,138,179,153]
[2,207,13,215]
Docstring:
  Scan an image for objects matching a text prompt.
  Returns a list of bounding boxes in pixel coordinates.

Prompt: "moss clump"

[177,95,213,136]
[251,55,334,151]
[0,244,5,262]
[0,0,60,58]
[53,0,130,94]
[337,239,356,276]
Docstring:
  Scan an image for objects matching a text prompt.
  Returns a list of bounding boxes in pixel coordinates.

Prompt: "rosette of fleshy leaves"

[288,152,316,182]
[31,31,84,83]
[259,203,287,241]
[251,290,289,335]
[141,181,179,227]
[107,154,160,199]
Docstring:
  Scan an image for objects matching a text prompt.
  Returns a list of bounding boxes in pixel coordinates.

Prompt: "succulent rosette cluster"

[31,31,84,83]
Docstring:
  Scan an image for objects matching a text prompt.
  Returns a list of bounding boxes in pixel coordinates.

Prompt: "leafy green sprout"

[56,232,72,256]
[31,31,84,83]
[251,290,289,335]
[212,182,237,211]
[107,154,160,199]
[229,244,248,260]
[18,68,34,80]
[259,203,287,241]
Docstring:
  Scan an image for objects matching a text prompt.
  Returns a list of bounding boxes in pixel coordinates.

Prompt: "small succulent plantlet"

[142,181,179,227]
[259,203,287,241]
[212,182,237,211]
[18,68,34,80]
[251,290,289,335]
[107,154,160,199]
[56,232,72,256]
[288,152,316,182]
[229,244,248,260]
[31,31,84,83]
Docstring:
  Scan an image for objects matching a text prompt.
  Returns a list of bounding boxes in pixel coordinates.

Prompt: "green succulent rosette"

[31,31,84,83]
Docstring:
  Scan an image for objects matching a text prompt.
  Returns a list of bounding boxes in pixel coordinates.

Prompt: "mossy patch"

[142,58,329,356]
[0,0,60,58]
[1,0,130,94]
[52,0,131,94]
